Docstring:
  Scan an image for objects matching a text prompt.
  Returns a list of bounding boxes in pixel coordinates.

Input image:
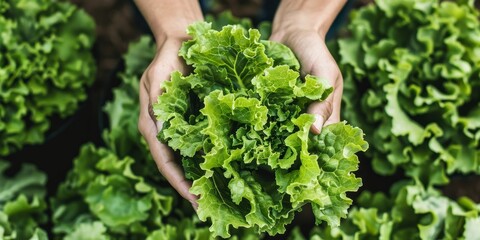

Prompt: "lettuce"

[53,35,260,240]
[336,0,480,185]
[51,144,175,239]
[298,181,480,240]
[0,160,48,240]
[155,22,368,237]
[0,0,96,156]
[336,182,480,240]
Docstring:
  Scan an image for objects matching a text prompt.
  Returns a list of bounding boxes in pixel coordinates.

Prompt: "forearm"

[134,0,203,45]
[272,0,347,38]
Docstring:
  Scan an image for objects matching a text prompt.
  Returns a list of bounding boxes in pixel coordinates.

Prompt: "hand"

[270,29,343,134]
[270,0,346,134]
[133,0,203,209]
[138,38,198,209]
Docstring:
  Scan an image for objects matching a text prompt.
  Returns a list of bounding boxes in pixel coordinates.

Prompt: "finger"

[150,138,199,208]
[308,55,341,134]
[307,70,336,135]
[139,76,198,206]
[307,95,333,134]
[147,41,189,105]
[307,75,343,133]
[324,76,343,126]
[146,61,167,106]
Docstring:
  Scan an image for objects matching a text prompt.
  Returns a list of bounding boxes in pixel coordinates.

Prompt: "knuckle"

[325,101,333,117]
[140,72,150,89]
[309,100,333,119]
[137,117,148,136]
[146,66,157,82]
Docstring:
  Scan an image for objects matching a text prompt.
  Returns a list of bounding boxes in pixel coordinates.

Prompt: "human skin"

[134,0,346,209]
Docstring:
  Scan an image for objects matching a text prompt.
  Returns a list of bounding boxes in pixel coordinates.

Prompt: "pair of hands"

[138,18,343,209]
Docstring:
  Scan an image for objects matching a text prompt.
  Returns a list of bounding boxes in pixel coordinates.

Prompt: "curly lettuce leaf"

[337,0,480,185]
[156,22,368,237]
[52,144,174,238]
[0,0,96,156]
[180,22,273,91]
[64,221,110,240]
[312,181,480,240]
[0,160,48,240]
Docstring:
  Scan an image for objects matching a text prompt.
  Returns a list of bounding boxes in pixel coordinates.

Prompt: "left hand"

[270,29,343,134]
[269,0,346,134]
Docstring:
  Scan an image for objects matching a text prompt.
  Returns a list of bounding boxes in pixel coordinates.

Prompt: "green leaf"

[0,160,47,240]
[157,21,368,237]
[191,173,250,238]
[0,0,96,156]
[180,22,273,90]
[337,0,480,185]
[463,217,480,240]
[52,144,174,238]
[64,221,110,240]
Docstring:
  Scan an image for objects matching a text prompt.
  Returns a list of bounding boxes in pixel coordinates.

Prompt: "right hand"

[138,38,198,209]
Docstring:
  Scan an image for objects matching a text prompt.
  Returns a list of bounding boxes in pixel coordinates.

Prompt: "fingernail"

[312,114,325,134]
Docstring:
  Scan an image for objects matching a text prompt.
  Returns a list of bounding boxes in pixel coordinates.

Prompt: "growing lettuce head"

[155,22,368,237]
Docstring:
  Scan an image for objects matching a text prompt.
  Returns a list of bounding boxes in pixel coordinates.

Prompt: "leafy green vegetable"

[0,0,96,156]
[51,144,175,239]
[63,221,110,240]
[53,35,261,240]
[0,160,48,240]
[155,22,368,237]
[336,0,480,185]
[299,181,480,240]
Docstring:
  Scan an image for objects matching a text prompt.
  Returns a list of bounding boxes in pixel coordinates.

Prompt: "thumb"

[307,98,333,134]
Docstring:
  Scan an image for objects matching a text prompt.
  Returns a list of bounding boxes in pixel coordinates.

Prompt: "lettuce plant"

[155,22,368,238]
[0,0,96,156]
[294,181,480,240]
[51,144,175,239]
[337,0,480,185]
[0,160,48,240]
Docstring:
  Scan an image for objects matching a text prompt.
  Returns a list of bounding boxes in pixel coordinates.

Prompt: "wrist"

[271,0,346,40]
[155,30,191,48]
[156,15,203,45]
[134,0,203,46]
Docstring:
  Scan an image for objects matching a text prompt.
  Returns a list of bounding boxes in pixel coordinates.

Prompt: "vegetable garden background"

[1,0,480,239]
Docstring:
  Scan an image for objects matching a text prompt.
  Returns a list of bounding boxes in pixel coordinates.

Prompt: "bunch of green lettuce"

[53,36,260,240]
[51,143,175,239]
[0,160,48,240]
[336,0,480,185]
[290,181,480,240]
[154,22,368,237]
[0,0,96,156]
